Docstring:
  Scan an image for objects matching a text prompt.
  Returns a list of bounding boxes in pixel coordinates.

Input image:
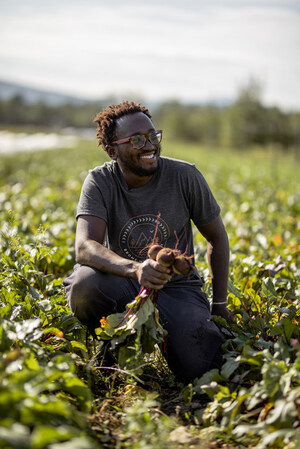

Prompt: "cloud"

[0,0,299,109]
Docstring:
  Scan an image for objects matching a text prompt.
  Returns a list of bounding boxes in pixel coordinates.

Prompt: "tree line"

[0,80,299,150]
[155,81,300,150]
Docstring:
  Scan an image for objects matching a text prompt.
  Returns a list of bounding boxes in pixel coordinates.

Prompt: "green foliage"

[0,139,299,448]
[122,397,176,449]
[154,79,300,150]
[192,233,300,447]
[0,95,113,128]
[95,290,165,371]
[0,223,98,448]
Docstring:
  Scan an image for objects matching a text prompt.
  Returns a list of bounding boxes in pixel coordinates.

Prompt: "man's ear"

[105,145,118,160]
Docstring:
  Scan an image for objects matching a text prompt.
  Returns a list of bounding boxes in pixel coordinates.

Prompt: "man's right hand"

[136,259,172,290]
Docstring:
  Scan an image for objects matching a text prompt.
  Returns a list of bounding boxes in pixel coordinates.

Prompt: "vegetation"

[1,79,300,152]
[0,137,299,448]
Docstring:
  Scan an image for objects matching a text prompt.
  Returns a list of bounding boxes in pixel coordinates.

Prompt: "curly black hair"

[93,101,152,151]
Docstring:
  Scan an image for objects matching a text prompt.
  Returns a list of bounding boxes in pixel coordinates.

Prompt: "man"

[63,101,230,382]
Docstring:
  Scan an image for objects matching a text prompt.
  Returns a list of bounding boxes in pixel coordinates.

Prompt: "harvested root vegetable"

[148,244,163,260]
[147,242,194,276]
[156,248,175,267]
[173,255,193,276]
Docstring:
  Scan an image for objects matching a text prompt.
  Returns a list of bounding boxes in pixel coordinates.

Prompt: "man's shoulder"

[160,156,196,171]
[81,161,117,190]
[89,160,115,175]
[86,161,117,181]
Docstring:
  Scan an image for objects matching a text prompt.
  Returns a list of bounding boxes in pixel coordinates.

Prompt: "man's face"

[112,112,161,178]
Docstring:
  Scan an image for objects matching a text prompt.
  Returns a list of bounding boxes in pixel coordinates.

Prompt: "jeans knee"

[68,271,94,306]
[68,276,92,322]
[165,321,224,383]
[65,266,115,327]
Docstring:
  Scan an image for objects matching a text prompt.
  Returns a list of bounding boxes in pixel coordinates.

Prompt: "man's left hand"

[211,303,233,322]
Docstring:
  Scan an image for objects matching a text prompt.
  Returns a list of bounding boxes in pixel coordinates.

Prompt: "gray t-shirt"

[77,156,220,286]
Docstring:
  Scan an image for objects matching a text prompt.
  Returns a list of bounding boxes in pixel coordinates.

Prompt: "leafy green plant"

[1,139,299,448]
[192,255,300,448]
[95,288,165,371]
[121,397,176,449]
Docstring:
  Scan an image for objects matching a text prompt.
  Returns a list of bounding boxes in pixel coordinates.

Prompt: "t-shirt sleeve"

[186,165,220,228]
[76,171,108,222]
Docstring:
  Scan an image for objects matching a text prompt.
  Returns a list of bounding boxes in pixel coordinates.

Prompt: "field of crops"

[0,137,299,449]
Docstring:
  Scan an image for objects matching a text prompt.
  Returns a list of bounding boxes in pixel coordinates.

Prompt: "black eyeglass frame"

[110,130,162,150]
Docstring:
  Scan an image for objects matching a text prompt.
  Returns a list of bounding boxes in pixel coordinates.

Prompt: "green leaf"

[132,298,155,329]
[271,317,299,340]
[10,304,23,321]
[118,342,141,369]
[0,423,31,449]
[256,429,297,449]
[16,319,41,340]
[37,299,52,312]
[228,280,243,299]
[95,295,164,369]
[70,340,88,352]
[62,377,91,411]
[29,286,41,299]
[194,369,224,390]
[221,359,240,379]
[31,425,76,449]
[25,353,40,371]
[262,360,286,398]
[265,399,297,427]
[48,436,98,449]
[0,303,12,319]
[261,278,277,301]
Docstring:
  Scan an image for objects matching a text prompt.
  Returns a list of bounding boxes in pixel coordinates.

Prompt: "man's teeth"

[141,152,155,159]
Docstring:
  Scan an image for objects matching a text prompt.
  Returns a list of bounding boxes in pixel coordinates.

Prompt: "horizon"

[0,78,235,108]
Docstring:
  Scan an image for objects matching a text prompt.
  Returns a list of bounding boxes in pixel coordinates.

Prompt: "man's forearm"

[75,239,172,290]
[207,233,229,303]
[76,239,139,279]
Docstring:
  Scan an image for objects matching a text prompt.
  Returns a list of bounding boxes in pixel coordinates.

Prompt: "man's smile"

[139,150,157,160]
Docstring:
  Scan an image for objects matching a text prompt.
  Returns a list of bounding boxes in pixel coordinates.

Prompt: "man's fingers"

[140,277,166,290]
[140,271,171,289]
[137,259,172,289]
[145,261,171,279]
[211,306,234,322]
[149,259,172,274]
[147,272,171,286]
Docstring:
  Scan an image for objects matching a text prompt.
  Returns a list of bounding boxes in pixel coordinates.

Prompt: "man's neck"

[119,166,153,189]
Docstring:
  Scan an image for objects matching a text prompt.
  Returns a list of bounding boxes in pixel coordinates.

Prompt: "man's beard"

[118,151,160,177]
[128,164,158,177]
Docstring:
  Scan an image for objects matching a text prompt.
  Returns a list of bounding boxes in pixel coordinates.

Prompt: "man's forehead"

[115,112,154,137]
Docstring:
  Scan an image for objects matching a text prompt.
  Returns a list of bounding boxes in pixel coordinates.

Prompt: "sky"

[0,0,300,110]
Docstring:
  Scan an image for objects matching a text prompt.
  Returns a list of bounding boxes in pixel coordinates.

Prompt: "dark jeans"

[63,264,224,382]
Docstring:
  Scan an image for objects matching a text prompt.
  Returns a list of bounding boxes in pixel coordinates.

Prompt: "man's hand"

[136,259,172,290]
[211,303,233,321]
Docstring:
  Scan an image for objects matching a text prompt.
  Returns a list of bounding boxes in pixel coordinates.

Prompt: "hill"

[0,80,91,106]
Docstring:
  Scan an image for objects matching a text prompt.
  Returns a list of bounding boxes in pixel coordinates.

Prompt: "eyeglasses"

[111,130,162,150]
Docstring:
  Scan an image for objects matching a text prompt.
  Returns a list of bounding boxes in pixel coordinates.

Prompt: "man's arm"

[75,215,171,290]
[197,215,231,320]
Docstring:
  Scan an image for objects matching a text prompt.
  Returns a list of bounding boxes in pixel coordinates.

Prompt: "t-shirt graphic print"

[118,214,170,261]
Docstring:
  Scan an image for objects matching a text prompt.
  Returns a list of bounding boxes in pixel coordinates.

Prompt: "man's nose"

[143,137,154,150]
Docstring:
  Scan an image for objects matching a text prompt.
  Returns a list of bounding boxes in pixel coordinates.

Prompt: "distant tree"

[0,84,299,153]
[154,101,189,141]
[221,78,268,147]
[1,95,27,125]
